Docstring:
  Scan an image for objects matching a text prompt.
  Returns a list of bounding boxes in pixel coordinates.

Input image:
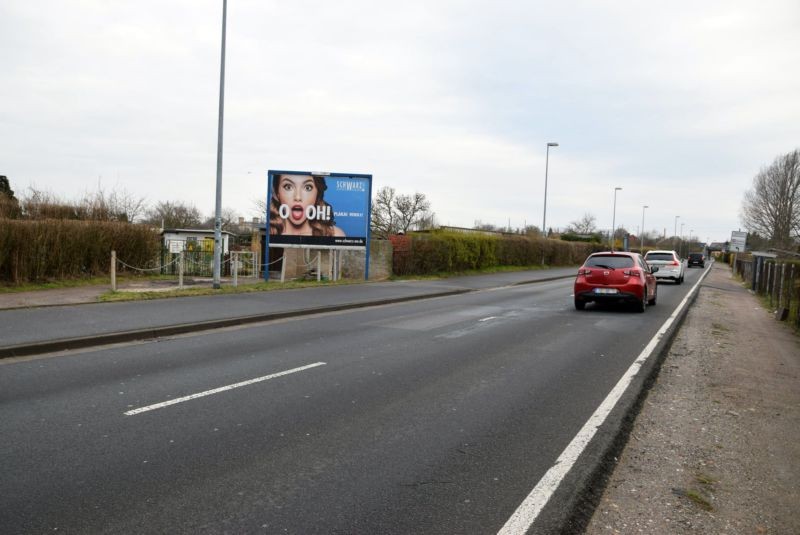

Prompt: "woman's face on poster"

[277,175,318,227]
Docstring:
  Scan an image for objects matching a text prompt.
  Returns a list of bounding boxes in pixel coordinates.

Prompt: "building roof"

[161,228,235,235]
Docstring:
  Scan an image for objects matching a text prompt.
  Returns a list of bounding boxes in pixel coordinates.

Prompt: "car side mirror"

[651,266,659,273]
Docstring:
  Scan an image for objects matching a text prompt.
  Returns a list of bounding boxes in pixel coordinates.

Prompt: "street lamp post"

[640,205,648,253]
[673,215,680,251]
[212,0,228,290]
[680,222,685,258]
[541,142,558,265]
[611,186,622,251]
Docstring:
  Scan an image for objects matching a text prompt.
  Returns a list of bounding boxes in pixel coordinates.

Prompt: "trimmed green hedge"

[397,231,602,275]
[0,219,161,283]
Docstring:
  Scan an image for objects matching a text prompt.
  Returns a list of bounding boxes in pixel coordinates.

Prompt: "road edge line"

[498,263,714,534]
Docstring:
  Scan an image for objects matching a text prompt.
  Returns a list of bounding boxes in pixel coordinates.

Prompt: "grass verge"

[0,275,170,293]
[98,278,360,302]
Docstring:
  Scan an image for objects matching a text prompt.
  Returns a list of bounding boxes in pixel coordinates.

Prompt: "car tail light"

[578,269,592,276]
[623,269,640,277]
[670,260,680,266]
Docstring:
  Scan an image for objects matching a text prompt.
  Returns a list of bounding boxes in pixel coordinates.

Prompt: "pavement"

[2,263,798,533]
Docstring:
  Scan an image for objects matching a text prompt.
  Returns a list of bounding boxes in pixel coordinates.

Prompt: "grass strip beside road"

[98,279,360,302]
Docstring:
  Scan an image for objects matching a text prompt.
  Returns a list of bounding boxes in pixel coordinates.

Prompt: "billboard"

[266,170,372,249]
[730,230,747,252]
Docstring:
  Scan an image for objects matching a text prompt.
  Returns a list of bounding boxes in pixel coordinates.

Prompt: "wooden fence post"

[178,251,184,289]
[110,250,117,291]
[233,252,238,287]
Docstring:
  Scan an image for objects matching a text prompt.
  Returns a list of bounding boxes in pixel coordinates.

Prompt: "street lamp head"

[643,205,649,209]
[615,187,622,191]
[547,142,559,147]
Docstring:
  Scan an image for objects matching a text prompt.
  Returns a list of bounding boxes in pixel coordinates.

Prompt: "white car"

[644,250,685,284]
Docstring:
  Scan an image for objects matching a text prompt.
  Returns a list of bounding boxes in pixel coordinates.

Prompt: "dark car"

[687,252,705,267]
[574,251,658,312]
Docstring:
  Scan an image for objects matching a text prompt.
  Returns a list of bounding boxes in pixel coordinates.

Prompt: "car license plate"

[593,288,618,295]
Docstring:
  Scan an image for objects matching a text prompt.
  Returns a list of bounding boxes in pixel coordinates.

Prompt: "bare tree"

[371,187,433,238]
[252,197,267,220]
[522,224,542,237]
[144,201,203,229]
[741,149,800,248]
[107,189,147,223]
[201,207,240,231]
[371,186,397,238]
[17,186,146,222]
[568,213,597,234]
[394,191,431,234]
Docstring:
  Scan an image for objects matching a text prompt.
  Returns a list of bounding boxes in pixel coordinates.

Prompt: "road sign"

[730,231,747,252]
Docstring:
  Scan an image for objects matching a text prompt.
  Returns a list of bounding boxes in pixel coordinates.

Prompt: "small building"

[161,228,234,254]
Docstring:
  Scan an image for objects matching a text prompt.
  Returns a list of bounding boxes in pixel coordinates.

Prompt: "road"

[1,266,707,533]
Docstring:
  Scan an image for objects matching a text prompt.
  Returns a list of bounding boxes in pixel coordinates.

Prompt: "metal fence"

[111,249,261,291]
[733,257,800,328]
[159,250,259,278]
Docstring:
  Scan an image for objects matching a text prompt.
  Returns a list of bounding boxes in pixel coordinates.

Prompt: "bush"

[398,230,601,275]
[0,219,160,283]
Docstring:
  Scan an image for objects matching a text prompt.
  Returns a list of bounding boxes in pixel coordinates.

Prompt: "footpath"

[585,261,800,534]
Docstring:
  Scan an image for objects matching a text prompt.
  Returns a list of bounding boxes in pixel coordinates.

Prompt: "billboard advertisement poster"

[730,230,747,252]
[266,170,372,249]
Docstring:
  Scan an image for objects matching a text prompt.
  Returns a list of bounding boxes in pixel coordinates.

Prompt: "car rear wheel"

[635,291,647,313]
[648,286,657,306]
[574,298,586,310]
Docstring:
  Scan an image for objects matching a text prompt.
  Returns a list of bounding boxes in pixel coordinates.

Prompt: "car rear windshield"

[585,255,635,269]
[645,253,675,261]
[689,253,702,258]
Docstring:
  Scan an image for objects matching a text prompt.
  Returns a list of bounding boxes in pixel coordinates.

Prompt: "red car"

[574,251,658,312]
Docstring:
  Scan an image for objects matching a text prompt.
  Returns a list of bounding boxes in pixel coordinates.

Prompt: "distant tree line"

[0,176,251,232]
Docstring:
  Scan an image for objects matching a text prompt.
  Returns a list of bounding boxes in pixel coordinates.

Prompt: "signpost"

[730,230,747,253]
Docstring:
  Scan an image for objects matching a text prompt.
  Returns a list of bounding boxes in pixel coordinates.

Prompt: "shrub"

[0,219,160,283]
[399,230,601,275]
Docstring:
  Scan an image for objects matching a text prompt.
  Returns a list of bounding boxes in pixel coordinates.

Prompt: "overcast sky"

[2,1,799,242]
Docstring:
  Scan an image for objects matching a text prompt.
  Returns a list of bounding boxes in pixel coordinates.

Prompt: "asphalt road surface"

[1,266,706,534]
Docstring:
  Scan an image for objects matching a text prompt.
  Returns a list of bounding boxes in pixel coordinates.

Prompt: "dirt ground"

[584,262,800,534]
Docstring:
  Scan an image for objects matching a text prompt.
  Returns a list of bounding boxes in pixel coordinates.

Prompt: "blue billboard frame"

[265,170,373,280]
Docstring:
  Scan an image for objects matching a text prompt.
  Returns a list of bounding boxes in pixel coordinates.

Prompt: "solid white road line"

[498,267,712,534]
[124,362,327,416]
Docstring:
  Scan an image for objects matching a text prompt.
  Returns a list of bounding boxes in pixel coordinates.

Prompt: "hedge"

[396,231,603,275]
[0,219,161,283]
